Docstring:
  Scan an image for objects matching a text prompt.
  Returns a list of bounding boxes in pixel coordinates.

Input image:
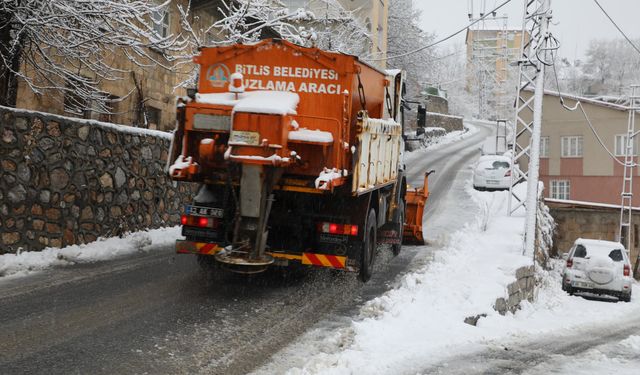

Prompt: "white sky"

[415,0,640,61]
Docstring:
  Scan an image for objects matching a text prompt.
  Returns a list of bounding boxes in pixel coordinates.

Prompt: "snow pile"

[168,155,195,175]
[523,335,640,375]
[315,168,342,190]
[288,128,334,144]
[261,181,640,374]
[195,90,299,115]
[0,227,182,278]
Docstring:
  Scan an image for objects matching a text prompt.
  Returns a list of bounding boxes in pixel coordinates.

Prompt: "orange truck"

[167,39,430,281]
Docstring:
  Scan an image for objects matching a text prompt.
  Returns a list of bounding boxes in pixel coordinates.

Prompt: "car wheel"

[358,209,377,283]
[566,285,574,296]
[620,293,632,303]
[391,203,405,257]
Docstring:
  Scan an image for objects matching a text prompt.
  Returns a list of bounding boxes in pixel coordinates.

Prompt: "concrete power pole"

[507,0,553,259]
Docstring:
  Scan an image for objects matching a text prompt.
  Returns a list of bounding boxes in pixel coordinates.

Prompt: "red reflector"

[181,215,188,225]
[624,264,630,276]
[350,225,358,236]
[198,217,208,227]
[566,259,573,268]
[329,223,338,234]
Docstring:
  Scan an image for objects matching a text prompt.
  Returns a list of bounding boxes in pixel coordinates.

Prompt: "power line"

[366,0,514,62]
[593,0,640,57]
[551,62,633,166]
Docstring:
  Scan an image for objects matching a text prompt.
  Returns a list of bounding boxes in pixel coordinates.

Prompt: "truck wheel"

[391,204,405,256]
[358,209,377,282]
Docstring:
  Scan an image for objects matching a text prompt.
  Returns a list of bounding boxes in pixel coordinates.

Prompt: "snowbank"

[0,227,182,278]
[258,181,640,374]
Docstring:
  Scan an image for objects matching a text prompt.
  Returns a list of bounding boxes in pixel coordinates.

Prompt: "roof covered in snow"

[524,87,631,112]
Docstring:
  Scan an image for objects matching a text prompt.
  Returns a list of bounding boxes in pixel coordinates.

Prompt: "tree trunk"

[0,10,23,107]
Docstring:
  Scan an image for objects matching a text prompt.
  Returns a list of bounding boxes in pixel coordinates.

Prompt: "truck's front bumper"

[176,240,357,272]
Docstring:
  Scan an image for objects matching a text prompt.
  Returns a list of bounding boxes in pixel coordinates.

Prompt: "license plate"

[186,205,224,218]
[574,281,593,288]
[486,180,499,185]
[230,130,260,145]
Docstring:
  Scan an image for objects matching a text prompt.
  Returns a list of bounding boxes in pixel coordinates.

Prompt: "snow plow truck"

[167,39,431,281]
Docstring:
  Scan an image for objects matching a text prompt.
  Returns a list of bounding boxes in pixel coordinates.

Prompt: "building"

[14,0,223,132]
[282,0,389,68]
[12,1,387,132]
[523,90,639,205]
[465,27,528,119]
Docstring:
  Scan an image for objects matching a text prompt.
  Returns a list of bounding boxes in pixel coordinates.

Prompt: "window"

[550,180,570,200]
[615,134,638,156]
[145,106,161,130]
[540,136,549,158]
[561,136,583,157]
[152,4,170,38]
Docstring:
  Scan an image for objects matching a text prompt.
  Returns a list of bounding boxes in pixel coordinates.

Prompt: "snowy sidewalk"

[255,182,640,375]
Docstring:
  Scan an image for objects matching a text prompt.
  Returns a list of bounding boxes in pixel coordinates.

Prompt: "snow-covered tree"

[205,0,369,56]
[583,38,640,96]
[385,0,438,99]
[0,0,191,113]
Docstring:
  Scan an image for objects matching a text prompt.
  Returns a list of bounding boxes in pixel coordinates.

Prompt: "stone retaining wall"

[425,112,464,132]
[494,265,536,315]
[0,107,197,253]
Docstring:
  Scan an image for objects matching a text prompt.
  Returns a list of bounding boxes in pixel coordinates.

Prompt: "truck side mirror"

[417,105,426,129]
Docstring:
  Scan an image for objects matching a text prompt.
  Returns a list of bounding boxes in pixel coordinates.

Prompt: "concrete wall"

[0,107,197,254]
[424,95,449,115]
[425,112,464,132]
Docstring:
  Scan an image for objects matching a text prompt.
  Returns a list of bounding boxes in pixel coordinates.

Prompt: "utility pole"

[507,0,553,259]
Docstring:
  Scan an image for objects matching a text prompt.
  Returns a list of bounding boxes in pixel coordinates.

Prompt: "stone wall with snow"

[0,107,197,253]
[493,265,536,315]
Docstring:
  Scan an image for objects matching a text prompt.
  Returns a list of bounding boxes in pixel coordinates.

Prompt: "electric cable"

[593,0,640,57]
[551,62,633,166]
[366,0,514,62]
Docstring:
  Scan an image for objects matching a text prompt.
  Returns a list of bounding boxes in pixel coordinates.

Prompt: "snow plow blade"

[403,170,434,245]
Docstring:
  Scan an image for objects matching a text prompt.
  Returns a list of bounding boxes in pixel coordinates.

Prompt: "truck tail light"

[318,222,358,236]
[180,215,216,229]
[624,264,630,276]
[566,258,573,268]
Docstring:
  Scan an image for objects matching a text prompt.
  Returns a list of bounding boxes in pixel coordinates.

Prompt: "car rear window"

[608,249,624,262]
[573,244,587,258]
[573,244,625,261]
[478,160,510,169]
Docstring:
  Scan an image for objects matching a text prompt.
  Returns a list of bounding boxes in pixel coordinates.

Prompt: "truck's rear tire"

[391,203,405,256]
[358,209,377,282]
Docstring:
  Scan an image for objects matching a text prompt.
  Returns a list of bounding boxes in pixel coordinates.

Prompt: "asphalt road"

[0,122,492,375]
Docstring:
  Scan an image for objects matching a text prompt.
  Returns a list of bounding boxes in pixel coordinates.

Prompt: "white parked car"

[562,238,633,302]
[472,154,512,191]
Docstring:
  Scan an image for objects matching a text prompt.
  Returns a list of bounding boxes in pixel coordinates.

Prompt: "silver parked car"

[562,238,633,302]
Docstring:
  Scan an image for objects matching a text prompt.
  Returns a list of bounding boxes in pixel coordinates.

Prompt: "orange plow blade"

[403,170,434,245]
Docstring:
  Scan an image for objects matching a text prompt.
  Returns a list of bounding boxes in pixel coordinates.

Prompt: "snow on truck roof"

[195,90,299,115]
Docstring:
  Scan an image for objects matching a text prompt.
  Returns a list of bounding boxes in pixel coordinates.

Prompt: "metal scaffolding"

[620,85,640,257]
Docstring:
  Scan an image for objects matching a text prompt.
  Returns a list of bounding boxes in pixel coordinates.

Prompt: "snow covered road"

[0,122,494,374]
